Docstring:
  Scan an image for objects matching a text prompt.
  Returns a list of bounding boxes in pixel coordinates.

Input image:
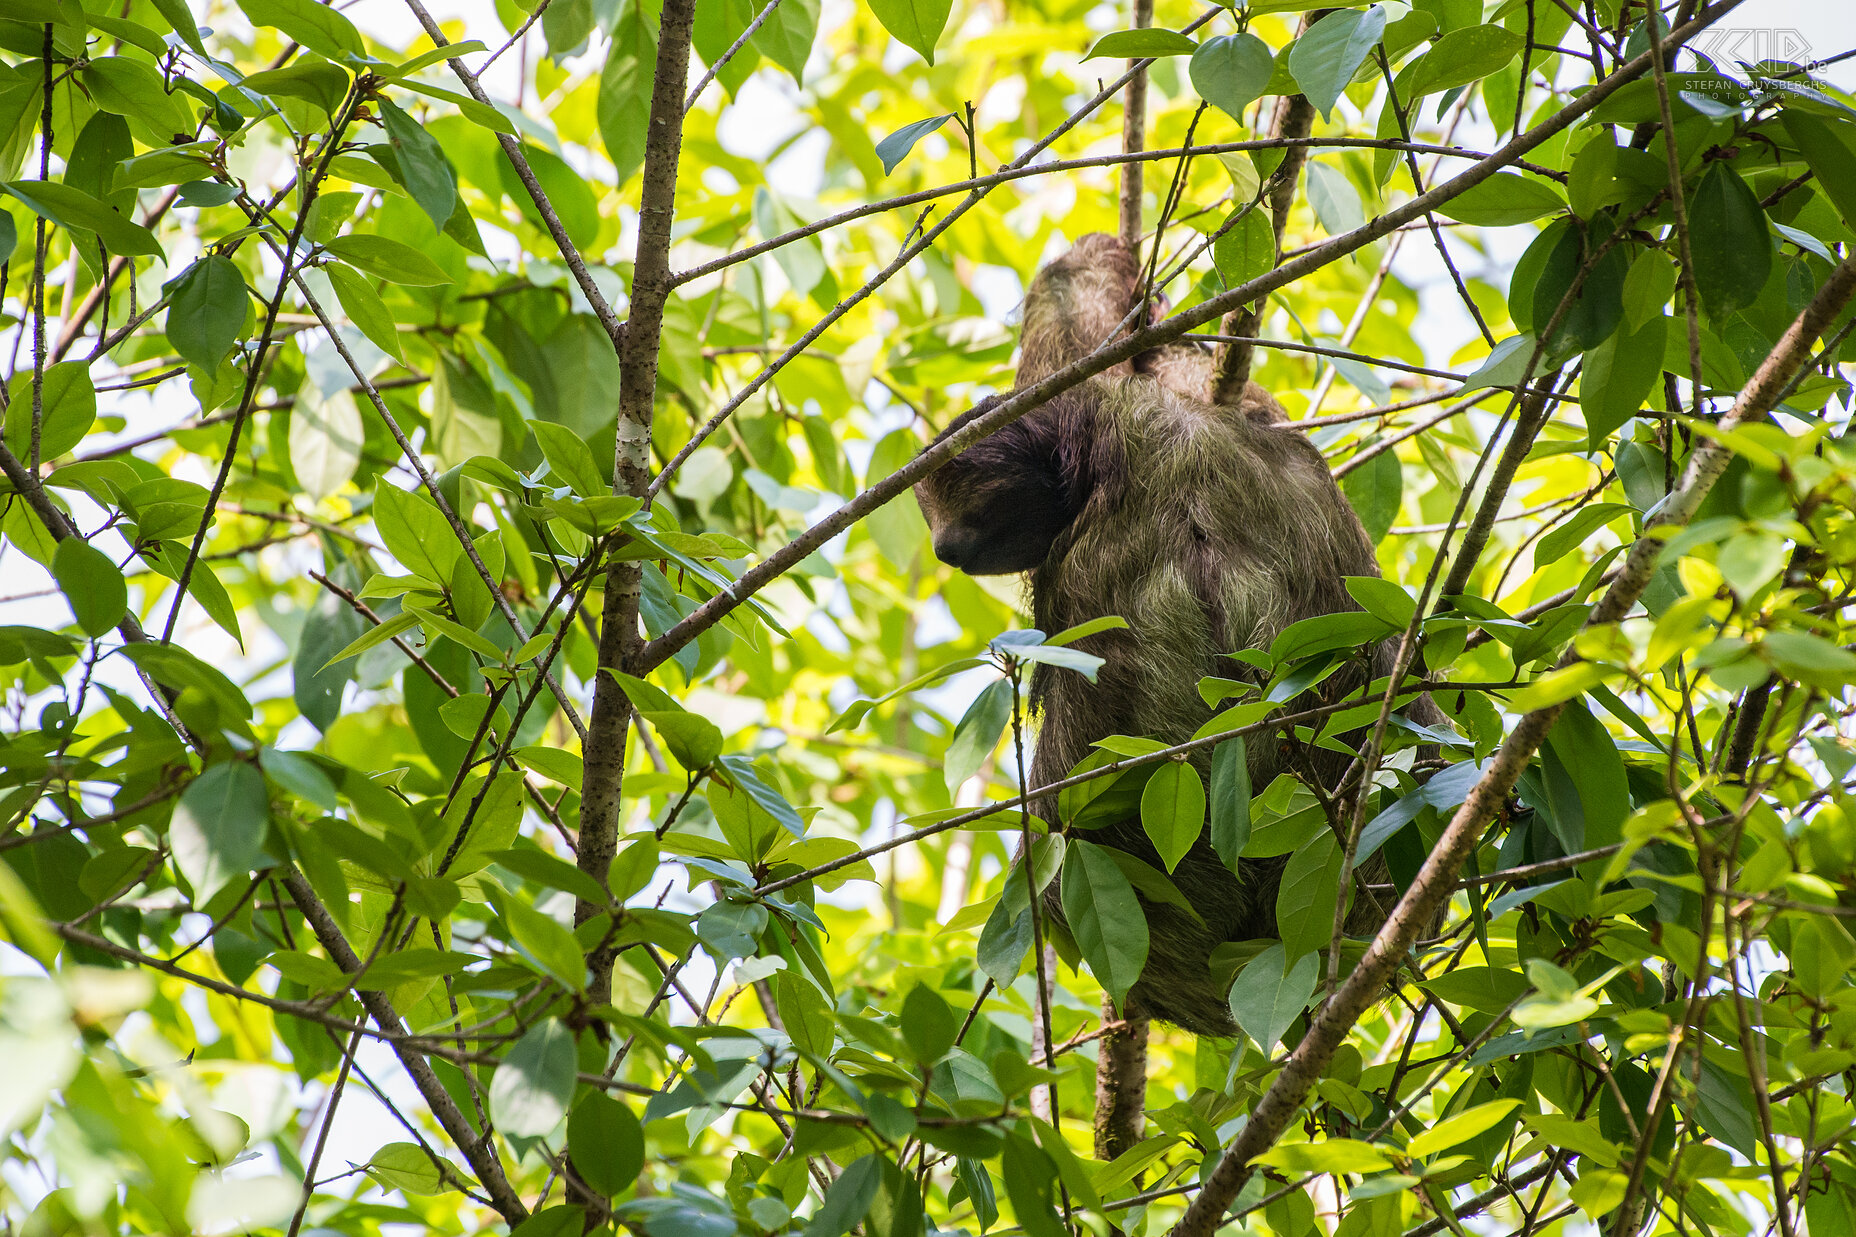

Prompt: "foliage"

[0,0,1854,1235]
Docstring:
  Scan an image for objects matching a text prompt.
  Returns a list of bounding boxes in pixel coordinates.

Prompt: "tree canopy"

[2,0,1856,1235]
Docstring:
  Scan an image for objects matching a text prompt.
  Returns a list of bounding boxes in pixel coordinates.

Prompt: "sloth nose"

[931,530,978,571]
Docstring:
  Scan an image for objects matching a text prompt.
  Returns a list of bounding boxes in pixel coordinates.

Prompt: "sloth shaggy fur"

[915,233,1434,1035]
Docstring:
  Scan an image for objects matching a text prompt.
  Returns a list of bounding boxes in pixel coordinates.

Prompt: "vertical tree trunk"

[1094,997,1149,1160]
[1118,0,1153,250]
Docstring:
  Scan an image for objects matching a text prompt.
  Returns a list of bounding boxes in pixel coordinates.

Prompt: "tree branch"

[1164,250,1856,1237]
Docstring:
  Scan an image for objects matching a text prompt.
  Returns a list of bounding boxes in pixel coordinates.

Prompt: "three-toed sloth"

[916,233,1436,1036]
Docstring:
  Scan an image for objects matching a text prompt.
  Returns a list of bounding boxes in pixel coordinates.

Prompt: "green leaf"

[751,0,821,79]
[899,984,959,1063]
[323,234,454,286]
[4,362,96,460]
[489,847,610,906]
[365,1142,448,1195]
[50,538,125,639]
[1083,28,1197,60]
[489,882,587,988]
[324,261,405,363]
[1688,161,1771,319]
[1408,1099,1522,1158]
[1402,23,1521,96]
[1541,701,1627,854]
[1621,249,1677,333]
[1344,576,1416,628]
[1209,737,1251,873]
[81,58,195,138]
[944,677,1012,793]
[372,480,462,583]
[1044,615,1129,646]
[1782,112,1856,229]
[238,0,366,58]
[1341,447,1401,541]
[543,0,596,55]
[1254,1139,1393,1175]
[867,0,951,64]
[170,762,269,903]
[1289,6,1386,119]
[876,114,954,175]
[1190,33,1274,120]
[241,61,351,116]
[377,99,458,230]
[807,1154,883,1237]
[488,1019,576,1138]
[1000,1135,1066,1237]
[1139,761,1205,873]
[1421,964,1530,1013]
[162,255,248,372]
[531,421,607,498]
[1061,839,1150,1006]
[1582,314,1665,449]
[1275,832,1342,957]
[597,1,657,184]
[1212,207,1275,290]
[568,1092,644,1196]
[2,180,163,258]
[1533,503,1631,571]
[1434,172,1566,226]
[1227,943,1317,1052]
[319,610,419,670]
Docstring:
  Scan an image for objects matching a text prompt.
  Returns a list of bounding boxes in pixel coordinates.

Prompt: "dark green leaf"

[2,180,163,257]
[4,362,96,462]
[489,847,610,906]
[532,421,607,499]
[1435,172,1566,226]
[1209,737,1251,873]
[325,261,405,363]
[50,538,125,639]
[807,1154,883,1237]
[597,0,657,184]
[944,677,1011,793]
[163,255,248,372]
[1402,23,1521,96]
[1289,7,1386,119]
[899,984,959,1063]
[241,61,351,116]
[1341,447,1401,541]
[751,0,821,79]
[1139,760,1205,873]
[1227,943,1317,1052]
[1689,161,1772,319]
[1060,839,1150,1005]
[999,1135,1066,1237]
[1083,29,1197,60]
[1190,33,1274,119]
[1212,207,1274,289]
[568,1092,644,1196]
[489,1019,576,1138]
[377,98,458,229]
[1534,503,1632,570]
[170,762,269,903]
[1275,832,1342,957]
[323,234,454,285]
[238,0,366,58]
[1782,112,1856,229]
[868,0,951,64]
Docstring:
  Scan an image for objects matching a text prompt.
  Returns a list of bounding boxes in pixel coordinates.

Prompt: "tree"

[1,0,1854,1233]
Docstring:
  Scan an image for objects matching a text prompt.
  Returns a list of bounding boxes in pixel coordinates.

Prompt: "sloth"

[915,233,1433,1035]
